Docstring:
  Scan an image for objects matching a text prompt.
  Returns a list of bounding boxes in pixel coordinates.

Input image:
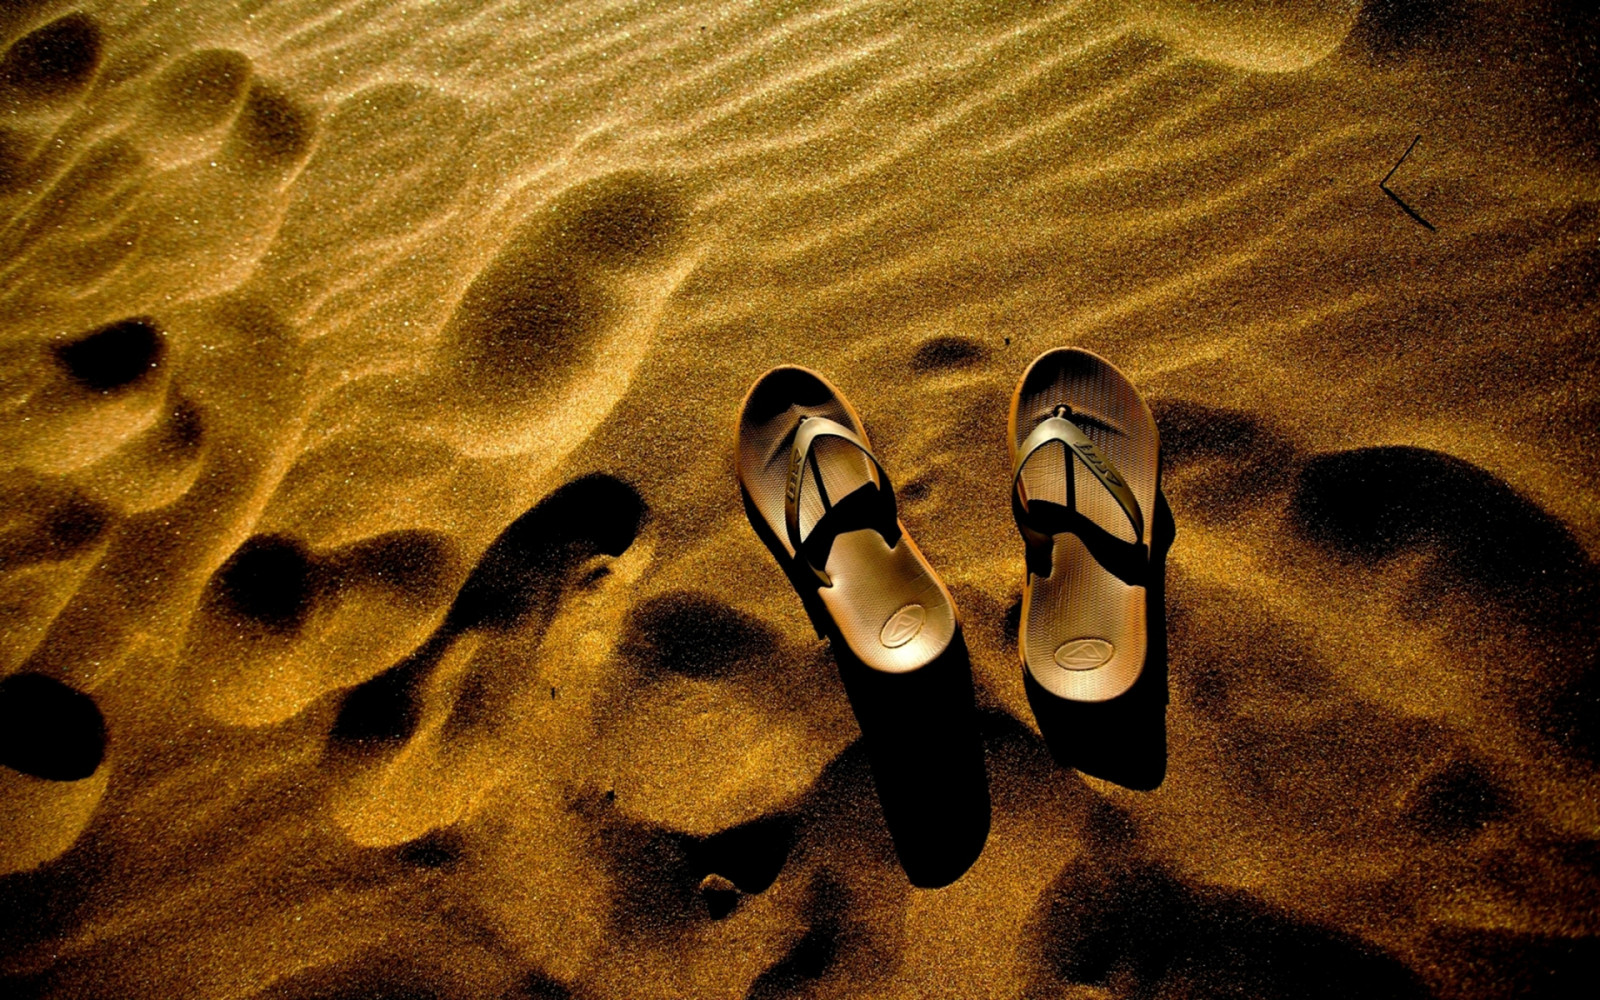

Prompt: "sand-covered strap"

[1013,413,1143,545]
[784,415,894,585]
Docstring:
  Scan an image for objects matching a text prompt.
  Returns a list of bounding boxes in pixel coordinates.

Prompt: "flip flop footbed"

[1010,349,1159,702]
[737,367,955,674]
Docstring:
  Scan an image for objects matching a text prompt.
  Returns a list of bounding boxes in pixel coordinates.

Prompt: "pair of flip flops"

[736,347,1166,728]
[736,347,1164,707]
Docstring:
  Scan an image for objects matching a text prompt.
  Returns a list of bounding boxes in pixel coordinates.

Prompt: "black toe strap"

[784,416,899,586]
[1013,408,1148,584]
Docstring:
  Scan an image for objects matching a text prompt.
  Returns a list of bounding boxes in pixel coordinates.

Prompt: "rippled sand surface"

[2,0,1597,996]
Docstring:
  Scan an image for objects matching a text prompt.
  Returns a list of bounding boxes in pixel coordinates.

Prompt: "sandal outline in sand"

[736,367,957,673]
[1009,348,1163,702]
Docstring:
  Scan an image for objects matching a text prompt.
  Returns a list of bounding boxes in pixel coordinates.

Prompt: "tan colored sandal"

[1010,348,1163,703]
[736,366,957,672]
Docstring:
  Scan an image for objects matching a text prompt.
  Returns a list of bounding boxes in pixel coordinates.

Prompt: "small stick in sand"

[1381,134,1436,231]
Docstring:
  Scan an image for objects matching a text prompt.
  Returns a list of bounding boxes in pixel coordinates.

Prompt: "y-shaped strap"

[1013,410,1143,544]
[785,415,896,586]
[1012,409,1149,585]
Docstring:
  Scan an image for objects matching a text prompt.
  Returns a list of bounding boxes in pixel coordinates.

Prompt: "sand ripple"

[1,0,1597,997]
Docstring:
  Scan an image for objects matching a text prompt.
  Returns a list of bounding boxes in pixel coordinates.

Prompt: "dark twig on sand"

[1381,135,1436,231]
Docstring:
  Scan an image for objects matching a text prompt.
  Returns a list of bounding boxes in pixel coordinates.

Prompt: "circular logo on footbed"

[880,604,926,648]
[1054,638,1114,671]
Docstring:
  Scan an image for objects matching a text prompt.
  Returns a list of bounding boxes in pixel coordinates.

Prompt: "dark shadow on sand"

[833,628,990,889]
[1024,490,1174,791]
[738,483,990,888]
[1025,839,1434,999]
[1290,445,1600,760]
[0,672,106,782]
[328,472,646,749]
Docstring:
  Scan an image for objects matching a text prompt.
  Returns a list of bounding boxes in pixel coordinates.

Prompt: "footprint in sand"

[1288,444,1600,759]
[556,577,927,997]
[140,49,253,141]
[723,746,924,999]
[442,170,687,403]
[52,316,164,392]
[296,163,696,468]
[131,48,256,168]
[0,473,110,576]
[318,474,647,842]
[1158,396,1596,761]
[329,473,648,748]
[590,589,855,837]
[0,671,108,874]
[0,132,146,294]
[1170,575,1507,841]
[0,314,203,680]
[4,316,209,510]
[1,157,142,301]
[0,472,114,671]
[257,474,653,987]
[182,529,460,727]
[0,12,100,103]
[115,53,314,301]
[1155,396,1599,736]
[223,80,316,177]
[1,316,168,481]
[435,169,695,456]
[0,672,104,782]
[739,866,901,1000]
[1147,398,1594,961]
[307,472,898,995]
[0,44,313,306]
[577,718,909,998]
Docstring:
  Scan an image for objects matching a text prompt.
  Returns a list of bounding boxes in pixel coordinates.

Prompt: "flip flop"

[736,366,957,672]
[1009,348,1164,703]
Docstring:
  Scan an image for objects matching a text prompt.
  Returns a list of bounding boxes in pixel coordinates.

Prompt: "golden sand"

[1,0,1597,996]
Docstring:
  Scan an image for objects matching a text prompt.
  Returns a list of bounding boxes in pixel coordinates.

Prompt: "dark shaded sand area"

[2,0,1598,996]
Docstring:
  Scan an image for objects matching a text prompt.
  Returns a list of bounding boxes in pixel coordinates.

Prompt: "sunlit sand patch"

[0,766,107,875]
[600,678,828,835]
[1141,0,1363,72]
